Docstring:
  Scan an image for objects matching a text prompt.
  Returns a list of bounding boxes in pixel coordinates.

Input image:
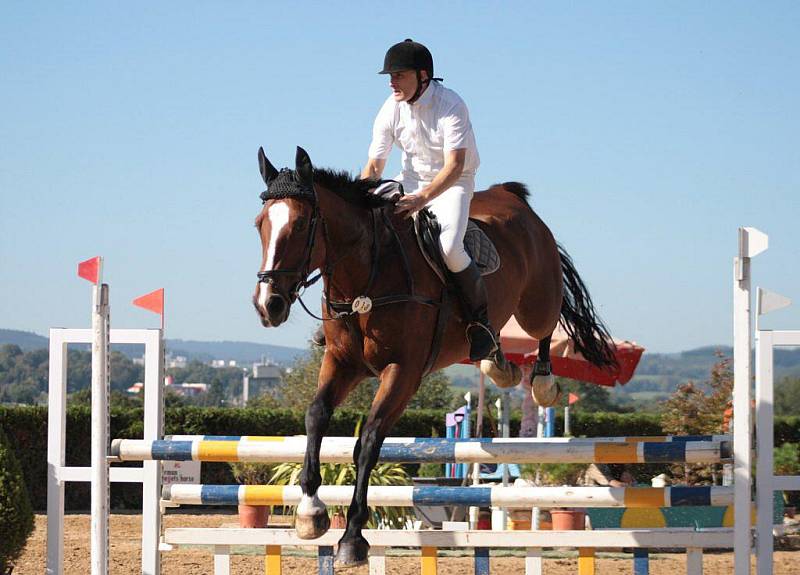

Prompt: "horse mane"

[500,181,530,201]
[313,168,390,209]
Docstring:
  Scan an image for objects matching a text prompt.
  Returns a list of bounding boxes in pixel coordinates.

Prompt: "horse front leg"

[296,357,363,540]
[335,363,420,567]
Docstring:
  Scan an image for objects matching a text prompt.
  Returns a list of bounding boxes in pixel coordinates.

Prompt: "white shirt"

[368,81,480,181]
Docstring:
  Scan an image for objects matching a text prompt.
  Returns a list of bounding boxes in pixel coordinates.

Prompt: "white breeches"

[397,174,475,273]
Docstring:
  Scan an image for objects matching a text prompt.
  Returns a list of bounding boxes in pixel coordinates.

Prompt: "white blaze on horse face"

[257,201,291,309]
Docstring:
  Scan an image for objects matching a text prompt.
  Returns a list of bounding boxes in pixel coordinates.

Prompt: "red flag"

[78,256,101,284]
[133,288,164,316]
[568,393,580,405]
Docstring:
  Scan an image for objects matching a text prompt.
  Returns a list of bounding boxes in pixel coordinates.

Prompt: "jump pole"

[732,227,767,575]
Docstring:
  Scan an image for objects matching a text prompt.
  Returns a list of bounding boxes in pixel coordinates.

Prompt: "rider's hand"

[394,193,427,217]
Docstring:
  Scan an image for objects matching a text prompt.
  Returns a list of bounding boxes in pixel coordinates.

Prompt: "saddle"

[368,180,500,284]
[414,208,500,284]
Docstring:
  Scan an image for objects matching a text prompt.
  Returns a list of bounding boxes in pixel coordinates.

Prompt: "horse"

[252,146,616,567]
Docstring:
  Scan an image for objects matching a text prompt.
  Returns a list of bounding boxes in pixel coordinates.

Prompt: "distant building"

[166,354,188,369]
[211,359,238,368]
[128,375,208,398]
[243,359,283,404]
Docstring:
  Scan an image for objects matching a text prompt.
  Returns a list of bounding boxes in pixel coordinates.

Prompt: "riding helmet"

[379,39,434,79]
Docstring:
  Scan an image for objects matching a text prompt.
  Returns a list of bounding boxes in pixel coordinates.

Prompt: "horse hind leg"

[530,335,563,407]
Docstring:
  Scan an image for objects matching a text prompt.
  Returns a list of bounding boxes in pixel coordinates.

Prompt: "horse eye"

[294,218,308,232]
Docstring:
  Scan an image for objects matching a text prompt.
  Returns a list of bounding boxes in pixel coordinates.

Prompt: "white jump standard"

[44,228,800,575]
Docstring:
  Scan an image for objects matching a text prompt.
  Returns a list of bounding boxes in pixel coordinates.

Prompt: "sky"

[1,2,799,354]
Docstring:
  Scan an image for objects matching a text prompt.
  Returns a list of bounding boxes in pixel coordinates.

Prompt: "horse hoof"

[480,358,521,389]
[334,535,370,569]
[296,495,330,539]
[295,510,330,539]
[532,375,562,407]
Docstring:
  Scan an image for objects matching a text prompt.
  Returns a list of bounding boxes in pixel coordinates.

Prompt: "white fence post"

[90,283,111,575]
[733,227,767,575]
[755,329,774,575]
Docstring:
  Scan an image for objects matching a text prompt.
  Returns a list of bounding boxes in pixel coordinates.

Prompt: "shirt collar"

[410,79,437,109]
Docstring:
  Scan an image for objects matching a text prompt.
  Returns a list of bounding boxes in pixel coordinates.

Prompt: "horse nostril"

[266,296,286,317]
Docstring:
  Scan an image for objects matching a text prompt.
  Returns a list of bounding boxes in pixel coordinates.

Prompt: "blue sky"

[2,2,798,353]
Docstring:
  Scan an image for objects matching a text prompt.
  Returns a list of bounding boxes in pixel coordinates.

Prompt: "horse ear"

[295,146,314,187]
[258,147,279,186]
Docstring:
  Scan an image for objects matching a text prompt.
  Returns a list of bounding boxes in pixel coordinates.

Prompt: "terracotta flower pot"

[238,504,269,528]
[550,509,586,530]
[330,512,347,529]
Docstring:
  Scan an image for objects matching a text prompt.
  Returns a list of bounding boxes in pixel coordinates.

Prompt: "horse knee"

[305,397,332,431]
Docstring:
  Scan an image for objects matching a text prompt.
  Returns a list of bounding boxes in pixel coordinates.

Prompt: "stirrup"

[311,327,326,348]
[466,322,499,361]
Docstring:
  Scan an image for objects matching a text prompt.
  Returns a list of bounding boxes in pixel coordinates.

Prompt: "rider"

[361,39,497,361]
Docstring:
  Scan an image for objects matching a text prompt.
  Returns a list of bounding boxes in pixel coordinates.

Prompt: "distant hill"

[0,329,48,351]
[0,328,305,366]
[445,344,800,402]
[5,327,800,390]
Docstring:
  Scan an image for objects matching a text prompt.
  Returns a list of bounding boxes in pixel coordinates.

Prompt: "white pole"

[733,227,767,575]
[564,406,571,437]
[519,366,537,438]
[90,281,110,575]
[141,329,165,575]
[46,329,69,575]
[755,330,774,575]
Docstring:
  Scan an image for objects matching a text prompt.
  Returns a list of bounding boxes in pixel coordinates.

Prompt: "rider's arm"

[364,97,395,180]
[394,149,465,215]
[417,148,466,202]
[361,157,386,180]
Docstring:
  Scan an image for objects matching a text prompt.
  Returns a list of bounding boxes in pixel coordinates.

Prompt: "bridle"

[256,169,324,309]
[255,167,450,376]
[256,170,441,319]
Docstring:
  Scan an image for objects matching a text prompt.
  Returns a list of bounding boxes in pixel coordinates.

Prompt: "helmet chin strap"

[407,70,429,104]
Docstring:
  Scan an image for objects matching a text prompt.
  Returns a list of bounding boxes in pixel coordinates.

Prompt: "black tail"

[558,244,618,369]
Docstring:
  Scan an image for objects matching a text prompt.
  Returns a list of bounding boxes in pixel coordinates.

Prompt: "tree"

[660,353,732,484]
[557,377,630,413]
[776,377,800,416]
[277,345,324,409]
[275,345,457,411]
[408,370,456,410]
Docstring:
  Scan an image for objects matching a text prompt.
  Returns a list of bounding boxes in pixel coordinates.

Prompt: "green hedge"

[1,405,798,511]
[0,426,34,573]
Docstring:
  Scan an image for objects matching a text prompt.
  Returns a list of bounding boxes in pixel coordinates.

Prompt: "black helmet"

[379,39,434,79]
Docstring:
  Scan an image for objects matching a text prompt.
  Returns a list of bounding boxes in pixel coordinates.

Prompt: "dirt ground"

[14,513,799,574]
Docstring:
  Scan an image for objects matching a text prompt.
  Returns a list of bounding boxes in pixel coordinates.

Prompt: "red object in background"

[568,393,580,405]
[478,316,645,387]
[77,256,101,284]
[133,288,164,316]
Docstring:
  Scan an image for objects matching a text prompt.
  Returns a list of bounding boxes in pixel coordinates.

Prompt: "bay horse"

[252,146,616,567]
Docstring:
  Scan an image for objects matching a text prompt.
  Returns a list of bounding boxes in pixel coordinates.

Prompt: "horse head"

[253,146,319,327]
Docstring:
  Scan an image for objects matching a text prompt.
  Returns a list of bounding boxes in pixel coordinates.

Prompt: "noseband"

[257,170,322,301]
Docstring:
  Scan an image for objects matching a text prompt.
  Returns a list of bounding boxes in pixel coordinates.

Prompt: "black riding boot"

[311,325,326,347]
[452,262,499,361]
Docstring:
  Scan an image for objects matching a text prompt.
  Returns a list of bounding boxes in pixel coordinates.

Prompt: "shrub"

[0,426,35,573]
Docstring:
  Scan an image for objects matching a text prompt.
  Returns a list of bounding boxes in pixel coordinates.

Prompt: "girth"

[323,206,450,377]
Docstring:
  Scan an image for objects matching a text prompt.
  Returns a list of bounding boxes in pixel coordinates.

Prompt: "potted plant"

[521,462,587,530]
[229,461,276,528]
